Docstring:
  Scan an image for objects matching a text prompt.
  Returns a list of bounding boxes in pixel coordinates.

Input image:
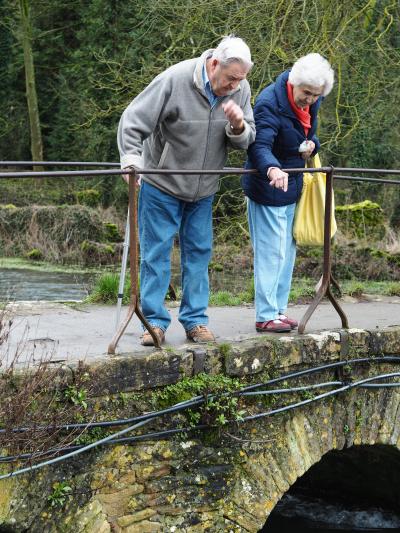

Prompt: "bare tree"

[18,0,44,165]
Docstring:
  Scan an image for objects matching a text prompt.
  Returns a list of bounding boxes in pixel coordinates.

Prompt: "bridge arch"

[265,443,400,529]
[222,385,400,531]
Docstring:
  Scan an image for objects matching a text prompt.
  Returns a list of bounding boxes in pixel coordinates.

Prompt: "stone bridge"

[1,325,400,532]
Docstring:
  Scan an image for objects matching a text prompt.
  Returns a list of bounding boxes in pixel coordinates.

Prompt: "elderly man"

[118,35,255,346]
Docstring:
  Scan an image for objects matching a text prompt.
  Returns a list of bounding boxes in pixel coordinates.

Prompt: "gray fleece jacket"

[117,50,255,202]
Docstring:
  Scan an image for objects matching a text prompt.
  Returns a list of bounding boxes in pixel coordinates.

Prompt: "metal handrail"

[0,161,120,167]
[2,162,400,349]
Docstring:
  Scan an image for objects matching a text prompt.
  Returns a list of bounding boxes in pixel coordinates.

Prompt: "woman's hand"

[268,167,289,192]
[300,140,315,160]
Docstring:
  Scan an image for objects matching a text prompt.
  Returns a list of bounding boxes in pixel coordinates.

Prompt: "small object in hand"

[299,140,312,153]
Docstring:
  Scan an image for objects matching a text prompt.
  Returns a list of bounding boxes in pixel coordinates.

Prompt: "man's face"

[292,84,323,109]
[208,59,249,96]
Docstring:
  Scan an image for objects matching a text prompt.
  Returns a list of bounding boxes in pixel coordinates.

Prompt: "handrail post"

[298,166,349,334]
[108,170,161,354]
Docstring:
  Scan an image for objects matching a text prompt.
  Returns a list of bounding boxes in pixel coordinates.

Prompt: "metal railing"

[1,162,400,351]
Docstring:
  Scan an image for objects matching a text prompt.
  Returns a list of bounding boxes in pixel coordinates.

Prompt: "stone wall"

[1,326,400,532]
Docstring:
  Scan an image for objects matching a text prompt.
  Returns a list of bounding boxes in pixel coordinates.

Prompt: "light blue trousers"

[247,199,297,322]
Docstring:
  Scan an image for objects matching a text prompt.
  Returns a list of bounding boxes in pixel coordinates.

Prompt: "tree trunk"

[19,0,44,167]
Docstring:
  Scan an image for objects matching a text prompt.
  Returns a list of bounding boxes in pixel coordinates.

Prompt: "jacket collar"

[193,49,241,98]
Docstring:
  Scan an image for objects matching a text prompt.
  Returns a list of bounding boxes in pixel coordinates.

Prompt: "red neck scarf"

[286,81,311,136]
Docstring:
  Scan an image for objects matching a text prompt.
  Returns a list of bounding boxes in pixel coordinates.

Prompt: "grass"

[0,256,102,274]
[85,272,131,304]
[85,270,400,306]
[84,272,400,306]
[289,278,400,301]
[209,290,253,306]
[289,279,317,302]
[343,280,400,297]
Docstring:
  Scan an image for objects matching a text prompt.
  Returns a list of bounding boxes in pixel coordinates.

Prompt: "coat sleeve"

[117,72,172,169]
[310,96,322,156]
[225,80,255,150]
[310,133,321,156]
[247,99,282,177]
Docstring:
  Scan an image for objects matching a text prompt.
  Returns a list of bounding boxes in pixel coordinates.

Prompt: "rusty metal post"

[298,166,349,334]
[108,170,161,353]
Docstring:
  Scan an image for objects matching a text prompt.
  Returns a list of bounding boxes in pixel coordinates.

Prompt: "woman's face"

[292,84,323,109]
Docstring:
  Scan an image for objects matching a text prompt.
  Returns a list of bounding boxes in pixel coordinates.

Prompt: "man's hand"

[300,140,315,160]
[268,167,289,192]
[222,100,244,133]
[122,166,139,184]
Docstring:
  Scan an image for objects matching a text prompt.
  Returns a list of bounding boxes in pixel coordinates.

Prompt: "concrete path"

[2,296,400,367]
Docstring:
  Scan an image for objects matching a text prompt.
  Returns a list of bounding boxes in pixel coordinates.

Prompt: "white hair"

[212,35,253,70]
[288,53,334,97]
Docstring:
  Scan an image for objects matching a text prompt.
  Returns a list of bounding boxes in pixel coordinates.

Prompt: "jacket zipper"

[194,106,213,202]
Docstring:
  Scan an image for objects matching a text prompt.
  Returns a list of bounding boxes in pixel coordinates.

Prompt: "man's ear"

[210,58,219,72]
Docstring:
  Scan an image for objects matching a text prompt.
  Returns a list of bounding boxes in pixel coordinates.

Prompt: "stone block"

[89,351,188,394]
[117,508,156,526]
[301,331,341,362]
[97,485,144,517]
[369,326,400,354]
[124,520,162,533]
[224,338,277,376]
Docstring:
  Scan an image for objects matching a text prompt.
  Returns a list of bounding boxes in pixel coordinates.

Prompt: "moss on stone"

[0,477,14,522]
[335,200,386,240]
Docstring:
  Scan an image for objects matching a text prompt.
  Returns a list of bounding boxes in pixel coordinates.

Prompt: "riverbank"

[2,256,400,306]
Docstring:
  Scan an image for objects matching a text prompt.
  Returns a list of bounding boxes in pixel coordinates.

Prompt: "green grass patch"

[341,280,400,297]
[209,290,243,306]
[0,256,102,274]
[384,282,400,296]
[85,272,131,304]
[84,273,400,306]
[289,278,316,302]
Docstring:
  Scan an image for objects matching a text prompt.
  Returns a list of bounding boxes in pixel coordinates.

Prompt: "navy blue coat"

[242,70,322,206]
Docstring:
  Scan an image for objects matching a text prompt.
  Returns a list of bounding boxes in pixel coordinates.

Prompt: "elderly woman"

[242,53,334,333]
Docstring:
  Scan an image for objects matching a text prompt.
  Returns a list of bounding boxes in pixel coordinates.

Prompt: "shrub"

[75,189,101,208]
[26,248,43,261]
[103,222,122,242]
[80,241,116,265]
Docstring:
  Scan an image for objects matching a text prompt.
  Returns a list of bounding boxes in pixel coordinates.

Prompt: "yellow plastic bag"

[293,154,337,246]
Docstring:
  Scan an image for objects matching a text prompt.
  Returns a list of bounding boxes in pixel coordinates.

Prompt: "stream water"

[0,268,93,301]
[0,267,250,301]
[263,492,400,531]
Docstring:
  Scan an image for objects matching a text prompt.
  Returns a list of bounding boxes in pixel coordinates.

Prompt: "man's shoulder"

[239,77,252,95]
[161,57,197,79]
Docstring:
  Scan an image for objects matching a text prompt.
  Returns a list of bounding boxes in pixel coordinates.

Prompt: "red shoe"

[256,320,291,333]
[278,314,298,329]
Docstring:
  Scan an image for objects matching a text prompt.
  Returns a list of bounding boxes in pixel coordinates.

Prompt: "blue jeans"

[247,199,296,322]
[138,182,214,331]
